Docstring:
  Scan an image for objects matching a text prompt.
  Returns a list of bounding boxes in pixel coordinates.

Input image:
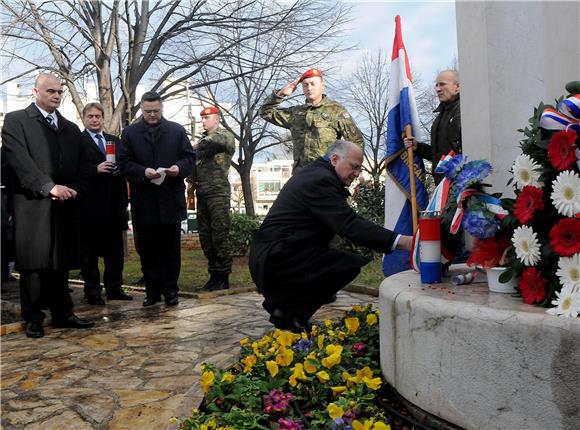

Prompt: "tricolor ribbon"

[540,94,580,132]
[450,190,508,234]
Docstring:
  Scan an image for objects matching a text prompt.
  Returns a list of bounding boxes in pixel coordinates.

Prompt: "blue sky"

[343,1,458,83]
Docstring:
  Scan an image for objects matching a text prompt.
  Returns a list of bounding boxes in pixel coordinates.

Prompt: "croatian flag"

[382,15,428,276]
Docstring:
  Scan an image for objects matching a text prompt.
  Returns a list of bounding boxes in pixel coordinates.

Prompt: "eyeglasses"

[143,109,161,114]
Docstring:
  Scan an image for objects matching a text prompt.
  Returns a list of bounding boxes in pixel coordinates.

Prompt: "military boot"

[201,273,218,291]
[209,273,229,291]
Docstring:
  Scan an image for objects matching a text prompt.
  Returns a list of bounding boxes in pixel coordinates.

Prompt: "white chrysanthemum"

[512,154,543,190]
[546,284,580,318]
[550,171,580,217]
[556,253,580,290]
[511,225,541,266]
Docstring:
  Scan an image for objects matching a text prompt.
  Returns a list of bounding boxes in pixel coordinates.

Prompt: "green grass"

[72,243,386,293]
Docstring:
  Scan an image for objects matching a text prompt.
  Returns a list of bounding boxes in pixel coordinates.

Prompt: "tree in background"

[0,0,321,133]
[195,0,352,215]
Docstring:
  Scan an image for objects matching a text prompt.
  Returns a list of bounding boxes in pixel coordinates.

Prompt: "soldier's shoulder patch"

[342,112,351,119]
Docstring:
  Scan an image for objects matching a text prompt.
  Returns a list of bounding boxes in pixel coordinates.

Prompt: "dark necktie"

[46,114,57,130]
[95,134,106,155]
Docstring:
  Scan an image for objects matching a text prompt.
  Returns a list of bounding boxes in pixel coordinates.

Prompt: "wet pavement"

[0,285,375,429]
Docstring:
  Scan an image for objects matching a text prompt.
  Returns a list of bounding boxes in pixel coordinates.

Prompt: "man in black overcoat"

[1,73,95,338]
[249,140,412,332]
[80,102,132,305]
[118,91,195,307]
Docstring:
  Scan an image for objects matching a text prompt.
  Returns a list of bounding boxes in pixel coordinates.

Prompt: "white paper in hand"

[151,168,167,185]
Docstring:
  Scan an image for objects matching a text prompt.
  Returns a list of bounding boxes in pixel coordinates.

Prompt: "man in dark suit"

[80,102,132,305]
[249,140,412,332]
[118,91,195,307]
[1,73,95,338]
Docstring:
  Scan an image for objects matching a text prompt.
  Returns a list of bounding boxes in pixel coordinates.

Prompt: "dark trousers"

[134,223,180,299]
[262,265,360,322]
[197,195,232,274]
[81,228,124,298]
[20,269,74,324]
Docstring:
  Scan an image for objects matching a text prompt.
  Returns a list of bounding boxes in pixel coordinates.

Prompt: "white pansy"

[556,253,580,289]
[511,225,541,266]
[546,284,580,318]
[512,154,543,190]
[550,171,580,217]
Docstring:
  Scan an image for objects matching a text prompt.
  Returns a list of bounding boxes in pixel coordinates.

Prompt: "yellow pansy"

[288,363,307,387]
[276,330,297,347]
[331,386,347,396]
[303,358,318,374]
[352,305,363,312]
[220,372,235,383]
[266,360,279,377]
[200,370,215,393]
[275,347,294,367]
[352,419,374,430]
[241,355,257,373]
[316,370,330,383]
[321,353,341,369]
[337,331,346,341]
[251,342,264,358]
[373,422,391,430]
[327,402,344,420]
[311,324,318,336]
[239,337,249,346]
[317,335,325,350]
[356,366,373,380]
[325,319,333,327]
[344,317,360,335]
[326,344,343,355]
[363,376,382,390]
[342,370,358,386]
[366,313,378,326]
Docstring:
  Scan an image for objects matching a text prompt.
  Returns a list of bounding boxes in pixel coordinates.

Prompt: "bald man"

[1,73,95,338]
[405,69,462,184]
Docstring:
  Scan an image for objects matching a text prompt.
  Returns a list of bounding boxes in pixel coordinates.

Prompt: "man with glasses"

[249,140,412,333]
[1,73,95,338]
[118,92,195,307]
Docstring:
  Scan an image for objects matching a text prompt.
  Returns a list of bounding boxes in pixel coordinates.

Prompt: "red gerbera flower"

[467,236,511,268]
[518,267,547,304]
[547,130,578,171]
[513,185,544,224]
[549,218,580,256]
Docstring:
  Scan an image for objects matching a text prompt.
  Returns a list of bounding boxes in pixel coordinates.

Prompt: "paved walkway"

[1,287,376,429]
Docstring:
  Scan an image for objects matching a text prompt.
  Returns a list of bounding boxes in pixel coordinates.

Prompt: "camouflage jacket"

[196,127,235,197]
[259,92,363,169]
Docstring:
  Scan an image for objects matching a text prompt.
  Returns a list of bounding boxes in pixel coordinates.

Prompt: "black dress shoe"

[107,291,133,301]
[52,314,95,329]
[25,321,44,338]
[143,296,161,307]
[86,296,106,306]
[164,293,179,306]
[269,308,311,334]
[208,273,229,291]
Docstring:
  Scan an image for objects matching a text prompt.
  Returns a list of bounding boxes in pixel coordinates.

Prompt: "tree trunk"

[239,163,255,216]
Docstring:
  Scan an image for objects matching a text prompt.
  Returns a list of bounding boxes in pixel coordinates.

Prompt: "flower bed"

[179,305,394,430]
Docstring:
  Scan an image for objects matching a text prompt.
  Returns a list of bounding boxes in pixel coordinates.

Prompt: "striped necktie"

[46,114,58,130]
[95,134,106,155]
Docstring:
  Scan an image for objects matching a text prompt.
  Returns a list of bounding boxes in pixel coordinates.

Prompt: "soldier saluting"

[260,68,363,171]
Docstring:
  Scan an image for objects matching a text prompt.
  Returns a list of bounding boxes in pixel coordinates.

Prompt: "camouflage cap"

[200,106,220,116]
[299,68,322,83]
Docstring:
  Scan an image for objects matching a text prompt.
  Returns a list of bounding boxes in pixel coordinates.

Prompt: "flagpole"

[404,124,418,233]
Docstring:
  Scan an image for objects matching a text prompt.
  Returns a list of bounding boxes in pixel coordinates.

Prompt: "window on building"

[258,181,281,195]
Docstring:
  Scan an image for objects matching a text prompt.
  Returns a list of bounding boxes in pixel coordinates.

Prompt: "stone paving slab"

[1,288,376,429]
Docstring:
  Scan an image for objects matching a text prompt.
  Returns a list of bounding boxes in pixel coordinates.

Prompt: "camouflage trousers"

[197,194,232,274]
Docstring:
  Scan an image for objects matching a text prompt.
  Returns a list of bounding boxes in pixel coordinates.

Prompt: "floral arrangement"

[468,83,580,317]
[178,305,392,430]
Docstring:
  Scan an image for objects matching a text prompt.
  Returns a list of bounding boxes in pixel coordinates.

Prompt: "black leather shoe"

[52,314,95,329]
[269,308,311,334]
[208,273,230,291]
[107,292,133,301]
[25,321,44,338]
[201,274,217,291]
[164,293,179,306]
[86,296,106,306]
[143,296,161,307]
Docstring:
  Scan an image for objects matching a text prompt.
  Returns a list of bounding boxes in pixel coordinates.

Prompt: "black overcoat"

[118,118,195,226]
[249,157,397,291]
[80,131,128,231]
[1,103,88,270]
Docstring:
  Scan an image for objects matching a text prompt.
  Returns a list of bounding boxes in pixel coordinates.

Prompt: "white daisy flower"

[556,253,580,290]
[550,171,580,217]
[511,225,541,266]
[512,154,543,190]
[546,284,580,318]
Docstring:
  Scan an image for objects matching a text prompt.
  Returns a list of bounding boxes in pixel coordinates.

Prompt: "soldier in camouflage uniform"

[195,106,236,291]
[260,68,363,170]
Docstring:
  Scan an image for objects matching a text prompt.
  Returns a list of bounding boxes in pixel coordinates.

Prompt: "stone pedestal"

[456,1,580,195]
[379,265,580,430]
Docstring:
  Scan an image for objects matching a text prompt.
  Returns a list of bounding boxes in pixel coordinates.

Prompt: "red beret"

[298,68,322,83]
[200,106,219,116]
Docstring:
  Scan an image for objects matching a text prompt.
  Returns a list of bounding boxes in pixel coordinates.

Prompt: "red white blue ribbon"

[540,94,580,132]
